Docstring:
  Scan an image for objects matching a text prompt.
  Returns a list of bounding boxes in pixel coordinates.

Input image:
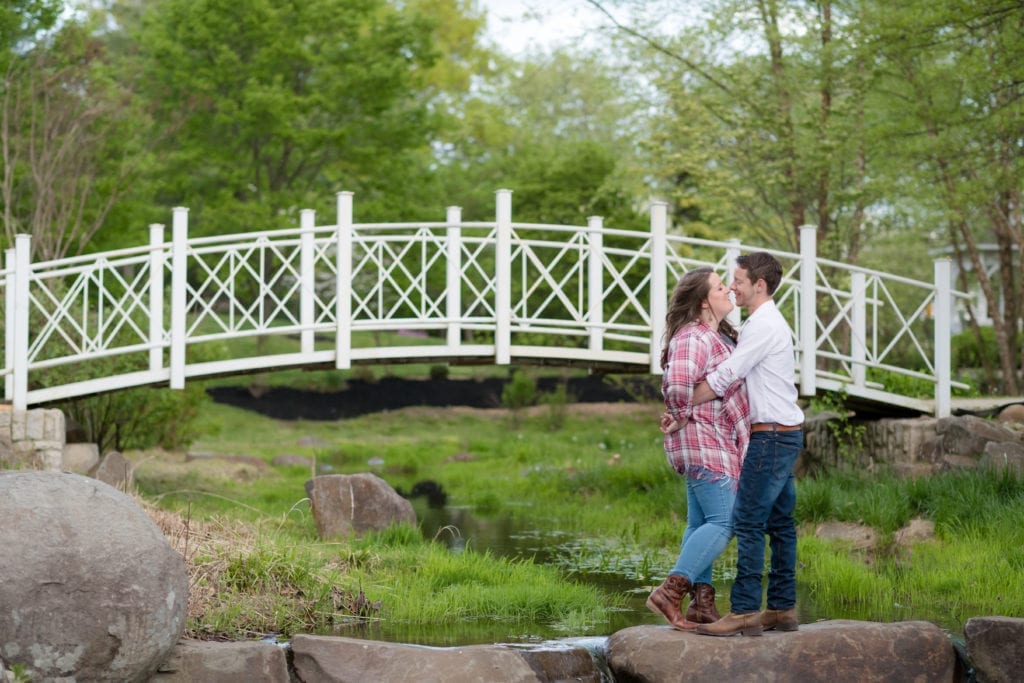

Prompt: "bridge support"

[588,216,604,353]
[934,259,952,418]
[446,206,462,350]
[170,208,188,390]
[649,202,667,373]
[495,190,512,365]
[799,226,817,397]
[11,234,31,410]
[149,225,166,374]
[335,192,353,370]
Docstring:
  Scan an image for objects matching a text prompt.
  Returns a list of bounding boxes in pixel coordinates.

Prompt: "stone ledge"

[607,620,959,683]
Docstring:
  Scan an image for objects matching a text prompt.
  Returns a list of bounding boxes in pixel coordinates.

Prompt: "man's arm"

[691,380,719,406]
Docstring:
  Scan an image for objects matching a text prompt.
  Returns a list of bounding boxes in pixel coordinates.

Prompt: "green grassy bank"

[130,393,1024,640]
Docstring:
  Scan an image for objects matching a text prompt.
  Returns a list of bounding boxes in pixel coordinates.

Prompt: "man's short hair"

[736,252,783,295]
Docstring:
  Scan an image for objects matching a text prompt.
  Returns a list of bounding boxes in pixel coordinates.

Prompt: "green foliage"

[501,370,537,424]
[807,391,867,464]
[539,382,572,431]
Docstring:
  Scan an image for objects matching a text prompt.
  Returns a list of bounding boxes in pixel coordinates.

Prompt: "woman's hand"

[660,411,686,435]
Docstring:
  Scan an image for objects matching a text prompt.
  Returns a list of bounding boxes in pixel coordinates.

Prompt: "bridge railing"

[1,190,968,414]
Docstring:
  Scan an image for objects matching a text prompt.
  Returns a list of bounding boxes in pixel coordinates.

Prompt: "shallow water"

[326,501,963,646]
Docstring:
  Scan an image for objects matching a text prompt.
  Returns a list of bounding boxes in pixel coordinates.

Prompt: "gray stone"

[305,473,416,539]
[63,442,100,474]
[271,454,314,468]
[893,518,935,547]
[148,639,288,683]
[965,616,1024,683]
[607,620,956,683]
[814,521,878,551]
[996,404,1024,424]
[0,471,188,682]
[290,634,602,683]
[980,441,1024,478]
[937,415,1018,459]
[91,450,134,490]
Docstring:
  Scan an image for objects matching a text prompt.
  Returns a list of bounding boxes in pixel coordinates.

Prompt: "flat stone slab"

[607,620,957,682]
[148,639,289,682]
[290,634,602,682]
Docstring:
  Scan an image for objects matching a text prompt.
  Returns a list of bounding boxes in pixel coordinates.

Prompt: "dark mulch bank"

[206,375,659,421]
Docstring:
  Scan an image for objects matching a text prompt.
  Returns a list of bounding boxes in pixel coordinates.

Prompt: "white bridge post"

[799,225,818,396]
[170,207,188,390]
[851,272,867,389]
[649,202,667,373]
[725,238,741,328]
[934,258,952,417]
[446,206,462,350]
[300,209,316,355]
[149,224,165,373]
[588,215,604,352]
[11,234,31,409]
[495,189,512,365]
[335,192,353,369]
[4,248,14,401]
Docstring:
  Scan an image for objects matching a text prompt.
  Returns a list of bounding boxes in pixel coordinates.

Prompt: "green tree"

[127,0,445,233]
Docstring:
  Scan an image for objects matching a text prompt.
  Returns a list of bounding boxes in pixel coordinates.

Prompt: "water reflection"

[329,500,962,646]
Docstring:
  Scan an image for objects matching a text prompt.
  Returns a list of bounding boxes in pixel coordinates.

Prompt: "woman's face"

[705,272,734,320]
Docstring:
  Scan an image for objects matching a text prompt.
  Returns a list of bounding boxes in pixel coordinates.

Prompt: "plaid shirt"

[662,320,751,482]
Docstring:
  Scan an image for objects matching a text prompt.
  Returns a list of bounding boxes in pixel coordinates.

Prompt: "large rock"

[305,473,416,539]
[63,442,100,473]
[0,471,188,682]
[980,441,1024,478]
[148,639,288,682]
[965,616,1024,683]
[606,620,956,682]
[937,415,1019,459]
[290,634,602,682]
[91,450,134,490]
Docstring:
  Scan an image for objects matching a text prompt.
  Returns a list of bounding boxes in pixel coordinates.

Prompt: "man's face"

[730,266,758,309]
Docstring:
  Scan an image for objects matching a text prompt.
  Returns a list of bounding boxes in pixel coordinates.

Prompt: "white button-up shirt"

[705,299,804,426]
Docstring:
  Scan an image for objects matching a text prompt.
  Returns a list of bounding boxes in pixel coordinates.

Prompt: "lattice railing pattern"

[0,193,966,415]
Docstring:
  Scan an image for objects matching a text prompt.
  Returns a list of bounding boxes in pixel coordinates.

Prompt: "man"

[676,252,805,637]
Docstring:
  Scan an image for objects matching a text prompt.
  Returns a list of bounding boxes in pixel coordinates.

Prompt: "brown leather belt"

[751,422,803,433]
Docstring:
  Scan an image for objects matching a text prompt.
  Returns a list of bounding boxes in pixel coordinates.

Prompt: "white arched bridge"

[2,190,969,416]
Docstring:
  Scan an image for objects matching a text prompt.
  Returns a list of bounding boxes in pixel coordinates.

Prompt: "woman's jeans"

[729,429,804,614]
[670,473,737,585]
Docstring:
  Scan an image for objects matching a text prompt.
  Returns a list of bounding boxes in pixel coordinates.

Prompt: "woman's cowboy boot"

[645,574,698,631]
[685,582,722,624]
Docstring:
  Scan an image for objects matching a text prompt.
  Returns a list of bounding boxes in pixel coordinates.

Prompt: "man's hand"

[660,411,687,435]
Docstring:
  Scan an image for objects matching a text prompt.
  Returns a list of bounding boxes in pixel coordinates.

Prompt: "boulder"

[996,404,1024,424]
[148,639,288,682]
[607,620,956,682]
[0,471,188,682]
[893,518,935,547]
[271,454,314,468]
[63,442,100,473]
[937,415,1019,459]
[980,441,1024,478]
[965,616,1024,683]
[91,450,134,490]
[290,634,602,683]
[305,473,416,539]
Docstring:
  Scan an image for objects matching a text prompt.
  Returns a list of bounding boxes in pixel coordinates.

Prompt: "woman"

[646,267,751,630]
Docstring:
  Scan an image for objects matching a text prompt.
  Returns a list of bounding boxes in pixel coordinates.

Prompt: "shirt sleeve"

[663,330,710,420]
[706,315,772,396]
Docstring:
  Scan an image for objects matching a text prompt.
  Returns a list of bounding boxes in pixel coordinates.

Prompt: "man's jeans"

[729,430,803,614]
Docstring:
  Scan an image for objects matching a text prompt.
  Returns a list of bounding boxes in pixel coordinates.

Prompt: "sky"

[477,0,609,55]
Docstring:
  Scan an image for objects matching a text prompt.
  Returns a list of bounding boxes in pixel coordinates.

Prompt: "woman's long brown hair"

[660,267,738,369]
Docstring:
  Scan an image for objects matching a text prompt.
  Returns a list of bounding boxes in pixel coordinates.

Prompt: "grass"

[130,390,1024,640]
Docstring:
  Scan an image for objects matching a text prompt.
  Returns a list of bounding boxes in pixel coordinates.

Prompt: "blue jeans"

[729,430,803,614]
[670,472,737,585]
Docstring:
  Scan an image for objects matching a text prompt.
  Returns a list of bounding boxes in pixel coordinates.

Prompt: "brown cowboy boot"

[645,574,698,631]
[685,582,721,624]
[694,611,763,637]
[761,608,798,631]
